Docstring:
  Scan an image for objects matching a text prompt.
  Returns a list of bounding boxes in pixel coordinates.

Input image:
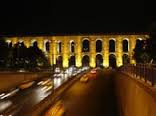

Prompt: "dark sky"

[0,0,155,35]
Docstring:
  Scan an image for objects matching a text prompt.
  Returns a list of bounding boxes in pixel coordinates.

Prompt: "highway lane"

[52,69,119,116]
[0,74,69,115]
[0,69,87,116]
[0,81,53,116]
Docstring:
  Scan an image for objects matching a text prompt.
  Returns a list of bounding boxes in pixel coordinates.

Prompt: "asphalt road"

[0,83,53,116]
[0,71,84,116]
[57,69,119,116]
[0,69,118,116]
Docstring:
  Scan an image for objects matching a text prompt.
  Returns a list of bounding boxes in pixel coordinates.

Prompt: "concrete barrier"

[0,72,52,93]
[115,72,156,116]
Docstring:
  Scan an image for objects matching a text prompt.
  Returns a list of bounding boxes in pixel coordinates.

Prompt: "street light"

[51,40,55,92]
[50,39,55,74]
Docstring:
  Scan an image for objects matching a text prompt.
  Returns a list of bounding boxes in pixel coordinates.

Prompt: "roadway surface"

[0,71,85,116]
[0,69,119,116]
[47,69,119,116]
[0,81,53,116]
[0,75,69,116]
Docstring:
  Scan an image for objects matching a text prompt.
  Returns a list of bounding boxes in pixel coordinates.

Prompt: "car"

[0,88,19,99]
[80,75,89,83]
[37,79,53,86]
[108,67,112,70]
[38,79,54,92]
[96,67,101,70]
[45,100,66,116]
[18,81,35,89]
[55,67,61,73]
[17,68,26,72]
[90,69,96,74]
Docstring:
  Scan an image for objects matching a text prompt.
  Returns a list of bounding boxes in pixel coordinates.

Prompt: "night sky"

[0,1,155,35]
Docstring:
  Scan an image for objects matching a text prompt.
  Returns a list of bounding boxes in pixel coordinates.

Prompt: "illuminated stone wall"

[5,34,148,68]
[115,73,156,116]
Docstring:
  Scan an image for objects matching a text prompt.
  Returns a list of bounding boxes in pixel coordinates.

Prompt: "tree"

[146,22,156,62]
[11,42,28,68]
[10,41,50,70]
[133,40,145,63]
[0,37,10,68]
[27,42,50,69]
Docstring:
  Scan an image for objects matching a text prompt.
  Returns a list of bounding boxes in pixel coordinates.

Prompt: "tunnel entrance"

[69,56,76,67]
[82,55,90,67]
[96,54,103,67]
[109,54,116,68]
[122,54,130,65]
[56,56,63,68]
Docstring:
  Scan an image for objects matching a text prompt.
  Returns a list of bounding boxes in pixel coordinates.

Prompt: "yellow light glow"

[90,57,96,68]
[63,58,68,68]
[6,34,146,68]
[76,56,82,67]
[103,60,109,68]
[131,59,136,64]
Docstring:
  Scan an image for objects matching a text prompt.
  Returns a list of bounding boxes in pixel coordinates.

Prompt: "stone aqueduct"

[5,34,148,68]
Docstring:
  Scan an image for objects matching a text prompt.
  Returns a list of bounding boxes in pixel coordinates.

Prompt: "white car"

[55,67,61,73]
[17,68,26,72]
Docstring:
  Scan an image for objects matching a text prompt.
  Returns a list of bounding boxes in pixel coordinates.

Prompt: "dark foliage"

[133,40,145,63]
[0,38,10,68]
[146,22,156,62]
[0,38,50,70]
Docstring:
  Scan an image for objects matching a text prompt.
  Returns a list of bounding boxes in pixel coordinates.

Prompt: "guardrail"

[120,64,156,86]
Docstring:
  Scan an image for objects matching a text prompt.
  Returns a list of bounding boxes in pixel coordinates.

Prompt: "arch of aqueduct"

[4,33,148,68]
